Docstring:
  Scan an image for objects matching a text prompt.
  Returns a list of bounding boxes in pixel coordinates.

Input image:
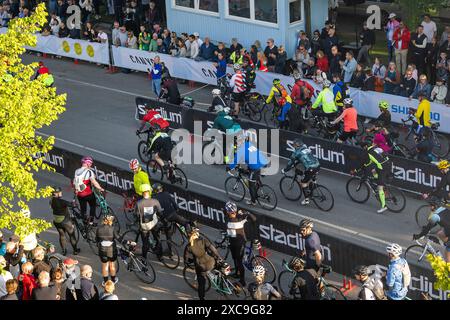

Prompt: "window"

[226,0,278,26]
[289,0,303,24]
[173,0,219,14]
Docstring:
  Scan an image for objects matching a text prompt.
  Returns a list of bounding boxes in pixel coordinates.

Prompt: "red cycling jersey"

[142,110,170,129]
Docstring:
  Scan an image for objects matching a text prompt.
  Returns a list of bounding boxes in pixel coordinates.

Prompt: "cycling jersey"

[341,107,358,132]
[73,167,94,198]
[96,224,119,260]
[136,197,162,231]
[312,88,337,114]
[149,132,173,156]
[430,171,450,200]
[290,269,320,300]
[415,99,431,127]
[213,112,242,134]
[266,85,292,105]
[376,111,391,129]
[333,81,349,108]
[50,197,71,224]
[358,277,386,300]
[225,210,256,242]
[248,282,279,300]
[304,231,322,270]
[133,169,150,196]
[291,80,314,106]
[142,110,170,130]
[416,207,450,239]
[364,146,389,171]
[285,145,320,171]
[228,141,269,171]
[153,191,178,218]
[386,257,409,300]
[230,71,246,93]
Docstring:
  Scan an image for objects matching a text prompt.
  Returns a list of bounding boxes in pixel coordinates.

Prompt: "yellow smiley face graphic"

[62,41,70,53]
[86,45,95,57]
[74,43,82,55]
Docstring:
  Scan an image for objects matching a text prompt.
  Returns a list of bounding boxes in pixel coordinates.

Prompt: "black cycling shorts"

[302,168,320,184]
[374,169,390,186]
[99,247,117,263]
[157,148,172,161]
[232,92,245,103]
[339,130,357,142]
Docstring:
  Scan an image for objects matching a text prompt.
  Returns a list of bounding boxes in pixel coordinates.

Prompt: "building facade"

[166,0,329,56]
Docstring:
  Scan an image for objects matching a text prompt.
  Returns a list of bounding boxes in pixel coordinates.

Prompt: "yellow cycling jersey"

[134,169,151,196]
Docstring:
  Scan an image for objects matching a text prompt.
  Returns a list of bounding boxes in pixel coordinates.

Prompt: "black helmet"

[299,219,313,230]
[293,138,304,148]
[52,186,62,193]
[289,257,306,270]
[358,141,370,149]
[152,183,163,193]
[353,265,369,276]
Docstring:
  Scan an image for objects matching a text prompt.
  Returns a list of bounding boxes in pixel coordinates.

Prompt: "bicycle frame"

[94,189,109,214]
[206,269,237,296]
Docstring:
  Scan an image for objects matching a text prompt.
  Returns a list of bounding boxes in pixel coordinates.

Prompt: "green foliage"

[426,254,450,295]
[395,0,450,28]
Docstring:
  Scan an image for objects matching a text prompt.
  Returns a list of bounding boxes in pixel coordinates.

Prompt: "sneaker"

[301,198,310,206]
[377,207,388,214]
[246,200,256,206]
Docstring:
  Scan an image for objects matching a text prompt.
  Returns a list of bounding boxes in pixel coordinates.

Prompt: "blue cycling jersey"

[386,257,409,300]
[229,141,269,171]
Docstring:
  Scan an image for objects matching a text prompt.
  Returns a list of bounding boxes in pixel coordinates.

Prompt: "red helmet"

[129,159,140,170]
[81,156,93,166]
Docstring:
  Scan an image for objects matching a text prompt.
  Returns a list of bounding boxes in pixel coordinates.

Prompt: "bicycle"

[346,170,406,213]
[121,192,139,225]
[213,232,277,284]
[262,101,281,128]
[225,166,278,211]
[403,234,445,270]
[202,129,237,166]
[277,258,347,300]
[93,189,120,234]
[69,196,98,255]
[279,169,334,212]
[414,199,448,234]
[182,260,249,300]
[137,129,156,163]
[146,158,188,189]
[35,239,65,271]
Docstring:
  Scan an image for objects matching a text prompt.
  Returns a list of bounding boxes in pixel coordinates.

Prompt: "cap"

[388,13,396,19]
[193,32,199,37]
[63,258,79,265]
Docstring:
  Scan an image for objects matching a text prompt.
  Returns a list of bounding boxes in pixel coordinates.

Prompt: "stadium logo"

[286,140,345,165]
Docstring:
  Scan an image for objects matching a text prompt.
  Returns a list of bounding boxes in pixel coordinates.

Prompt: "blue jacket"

[278,103,292,122]
[386,258,409,300]
[199,43,217,61]
[342,58,357,83]
[151,63,162,80]
[0,242,6,256]
[229,141,269,171]
[286,145,320,171]
[216,59,227,79]
[411,83,432,99]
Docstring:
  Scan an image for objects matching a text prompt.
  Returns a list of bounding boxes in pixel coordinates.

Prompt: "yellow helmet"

[437,160,450,170]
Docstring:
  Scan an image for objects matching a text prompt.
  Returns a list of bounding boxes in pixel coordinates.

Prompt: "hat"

[193,32,199,37]
[388,13,396,19]
[63,258,78,265]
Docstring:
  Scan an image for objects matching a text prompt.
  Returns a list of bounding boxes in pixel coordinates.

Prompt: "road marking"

[37,132,393,247]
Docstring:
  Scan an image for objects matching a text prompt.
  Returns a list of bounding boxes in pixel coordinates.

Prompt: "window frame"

[225,0,280,28]
[288,0,304,26]
[172,0,220,17]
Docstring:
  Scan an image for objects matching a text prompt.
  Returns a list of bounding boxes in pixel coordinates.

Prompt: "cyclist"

[73,156,104,223]
[367,101,392,132]
[299,219,322,271]
[290,73,314,133]
[371,122,392,154]
[148,128,173,170]
[311,80,338,124]
[413,127,435,163]
[330,98,358,144]
[242,57,256,93]
[227,133,269,206]
[265,78,292,106]
[247,265,281,300]
[414,91,431,133]
[224,201,257,287]
[184,227,222,300]
[332,73,349,111]
[128,159,151,199]
[282,139,320,206]
[385,243,410,300]
[358,141,391,214]
[276,97,292,130]
[34,61,54,87]
[212,105,242,164]
[288,257,320,300]
[136,184,162,260]
[425,161,450,202]
[96,214,120,285]
[136,103,170,136]
[208,88,226,113]
[352,265,386,300]
[229,63,246,116]
[49,187,79,256]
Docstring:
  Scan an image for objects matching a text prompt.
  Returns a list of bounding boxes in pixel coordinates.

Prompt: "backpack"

[140,206,158,231]
[73,169,90,193]
[400,260,411,288]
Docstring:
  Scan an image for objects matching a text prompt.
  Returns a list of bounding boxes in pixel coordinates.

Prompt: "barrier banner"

[40,144,448,300]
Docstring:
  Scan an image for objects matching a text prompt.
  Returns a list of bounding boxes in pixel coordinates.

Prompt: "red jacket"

[142,110,170,130]
[21,274,37,300]
[291,80,315,106]
[316,56,329,73]
[393,27,411,50]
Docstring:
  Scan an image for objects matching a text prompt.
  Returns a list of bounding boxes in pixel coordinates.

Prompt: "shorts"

[156,148,172,161]
[302,168,320,184]
[232,92,245,103]
[374,169,389,186]
[339,130,357,142]
[99,247,117,263]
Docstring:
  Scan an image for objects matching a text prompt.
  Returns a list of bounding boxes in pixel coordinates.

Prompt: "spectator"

[384,62,401,94]
[229,49,243,65]
[161,28,171,49]
[315,50,329,73]
[215,42,229,61]
[149,33,158,51]
[313,69,328,85]
[426,36,440,84]
[149,55,162,97]
[82,21,96,41]
[293,45,310,75]
[422,14,437,46]
[156,38,167,54]
[340,51,357,84]
[19,262,37,300]
[385,13,400,62]
[372,57,387,92]
[410,24,428,75]
[96,28,108,44]
[126,30,138,49]
[32,271,57,300]
[124,1,141,36]
[56,0,68,21]
[350,63,365,89]
[168,31,178,54]
[311,30,321,57]
[358,21,376,64]
[411,74,432,100]
[80,265,99,300]
[175,38,187,57]
[303,57,316,79]
[31,247,51,279]
[431,78,448,104]
[0,256,12,298]
[230,37,243,53]
[0,279,18,300]
[440,33,450,56]
[0,231,5,256]
[3,240,23,279]
[51,267,67,300]
[58,21,69,38]
[111,21,120,45]
[256,51,268,72]
[197,37,216,62]
[100,280,119,300]
[152,23,162,38]
[249,45,258,66]
[188,34,199,59]
[139,29,151,51]
[328,45,342,78]
[114,25,127,46]
[393,21,411,75]
[0,5,11,27]
[63,258,80,301]
[436,51,449,83]
[440,26,450,46]
[193,32,203,47]
[264,38,278,72]
[408,64,418,81]
[297,32,311,53]
[147,1,162,26]
[363,68,376,91]
[275,45,287,75]
[394,69,416,97]
[320,20,332,40]
[49,13,61,35]
[322,27,339,59]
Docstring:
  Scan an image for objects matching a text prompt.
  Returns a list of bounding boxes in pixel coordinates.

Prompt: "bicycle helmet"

[293,138,304,148]
[353,265,369,276]
[378,101,389,110]
[129,159,140,171]
[386,243,402,256]
[233,63,241,71]
[140,184,152,193]
[322,80,331,88]
[152,183,163,193]
[437,160,450,170]
[225,201,238,213]
[52,186,62,193]
[289,257,306,270]
[81,156,93,166]
[343,98,353,106]
[273,78,281,85]
[299,219,313,230]
[212,89,221,96]
[252,265,266,277]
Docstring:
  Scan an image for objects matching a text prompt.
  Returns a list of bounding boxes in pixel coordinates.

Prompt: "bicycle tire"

[71,217,81,242]
[250,255,277,284]
[311,185,335,212]
[277,270,296,297]
[145,160,164,181]
[279,176,302,201]
[137,141,151,164]
[182,265,211,292]
[183,244,195,269]
[322,284,347,300]
[247,102,263,122]
[433,133,449,158]
[121,229,140,243]
[385,186,406,213]
[346,177,370,204]
[132,256,156,284]
[171,167,188,189]
[171,223,188,246]
[256,184,278,211]
[403,244,436,270]
[415,205,440,233]
[216,243,230,263]
[224,176,246,202]
[158,240,180,270]
[263,107,277,128]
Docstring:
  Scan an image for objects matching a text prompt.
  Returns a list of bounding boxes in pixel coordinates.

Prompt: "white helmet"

[233,63,241,71]
[323,80,331,88]
[223,107,231,114]
[343,98,353,106]
[214,105,224,113]
[386,243,402,256]
[212,89,221,96]
[252,265,265,277]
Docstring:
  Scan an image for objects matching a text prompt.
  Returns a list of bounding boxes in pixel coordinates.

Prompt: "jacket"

[333,81,348,108]
[312,88,337,114]
[285,145,320,171]
[133,169,150,196]
[411,83,432,99]
[386,258,409,300]
[316,56,329,73]
[393,27,411,50]
[291,80,314,106]
[415,99,431,127]
[266,84,292,104]
[229,141,269,171]
[199,43,216,60]
[213,112,242,134]
[342,58,357,83]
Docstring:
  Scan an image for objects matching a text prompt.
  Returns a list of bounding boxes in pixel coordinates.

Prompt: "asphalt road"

[23,53,427,254]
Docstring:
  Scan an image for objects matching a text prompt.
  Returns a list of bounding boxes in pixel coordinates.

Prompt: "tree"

[426,254,450,297]
[395,0,450,29]
[0,4,66,240]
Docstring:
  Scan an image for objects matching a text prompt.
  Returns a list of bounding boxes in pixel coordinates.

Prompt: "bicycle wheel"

[121,229,140,243]
[146,160,164,181]
[403,244,437,270]
[250,255,277,284]
[322,284,347,300]
[71,217,81,242]
[256,185,278,211]
[171,223,188,247]
[137,141,151,163]
[346,178,370,204]
[311,185,335,212]
[264,108,277,128]
[246,102,263,122]
[279,176,302,201]
[182,266,211,292]
[132,256,156,284]
[278,270,296,297]
[385,186,406,213]
[216,243,230,263]
[415,205,440,233]
[183,245,195,269]
[224,177,246,202]
[170,168,188,189]
[159,240,180,270]
[433,133,449,158]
